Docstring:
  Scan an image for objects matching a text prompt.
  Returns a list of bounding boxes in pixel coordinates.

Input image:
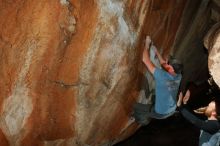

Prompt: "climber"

[177,90,220,146]
[142,35,182,118]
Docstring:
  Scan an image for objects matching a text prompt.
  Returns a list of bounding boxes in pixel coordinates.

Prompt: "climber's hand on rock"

[145,35,151,50]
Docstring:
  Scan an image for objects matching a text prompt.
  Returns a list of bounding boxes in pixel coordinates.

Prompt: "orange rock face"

[0,0,186,145]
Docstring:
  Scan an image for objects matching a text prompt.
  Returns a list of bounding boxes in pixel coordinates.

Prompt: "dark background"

[115,114,199,146]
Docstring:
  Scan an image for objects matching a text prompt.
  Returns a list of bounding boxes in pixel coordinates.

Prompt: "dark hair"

[168,56,183,74]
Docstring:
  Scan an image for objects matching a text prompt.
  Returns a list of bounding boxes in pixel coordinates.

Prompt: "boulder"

[0,0,187,145]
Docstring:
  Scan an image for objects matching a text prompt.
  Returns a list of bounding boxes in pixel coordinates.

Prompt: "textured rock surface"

[1,0,214,146]
[173,0,220,90]
[205,22,220,87]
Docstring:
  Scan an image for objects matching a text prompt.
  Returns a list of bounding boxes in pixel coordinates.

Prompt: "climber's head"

[203,99,220,120]
[162,56,183,75]
[168,56,183,74]
[204,101,217,118]
[214,99,220,121]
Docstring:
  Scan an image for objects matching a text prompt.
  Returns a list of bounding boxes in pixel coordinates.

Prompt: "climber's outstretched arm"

[142,36,155,74]
[154,48,167,65]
